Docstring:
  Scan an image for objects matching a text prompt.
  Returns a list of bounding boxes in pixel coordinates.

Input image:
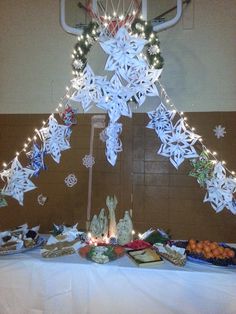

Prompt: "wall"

[0,1,236,241]
[0,0,236,113]
[0,113,236,242]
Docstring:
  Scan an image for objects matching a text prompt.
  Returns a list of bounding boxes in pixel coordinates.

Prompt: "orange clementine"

[212,248,220,257]
[228,250,235,258]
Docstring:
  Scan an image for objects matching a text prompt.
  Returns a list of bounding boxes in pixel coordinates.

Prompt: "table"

[0,247,235,314]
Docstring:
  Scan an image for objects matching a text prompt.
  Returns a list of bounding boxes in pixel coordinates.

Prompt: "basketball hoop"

[85,0,141,36]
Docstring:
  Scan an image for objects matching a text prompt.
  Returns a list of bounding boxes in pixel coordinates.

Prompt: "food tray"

[173,241,236,267]
[0,237,44,256]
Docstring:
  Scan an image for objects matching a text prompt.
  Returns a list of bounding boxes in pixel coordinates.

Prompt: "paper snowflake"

[128,66,162,106]
[147,103,175,140]
[158,118,201,169]
[213,125,226,139]
[71,65,107,112]
[82,155,95,168]
[148,45,160,55]
[105,122,123,166]
[73,59,84,70]
[37,194,47,206]
[0,157,36,206]
[97,74,133,122]
[26,143,46,177]
[204,162,236,213]
[64,173,78,187]
[38,115,71,164]
[100,27,147,74]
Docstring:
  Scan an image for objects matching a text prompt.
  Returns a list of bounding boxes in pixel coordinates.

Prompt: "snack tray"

[187,255,236,268]
[0,237,45,256]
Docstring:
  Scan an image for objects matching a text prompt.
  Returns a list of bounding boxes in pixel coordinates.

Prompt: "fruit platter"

[174,239,236,267]
[79,244,125,264]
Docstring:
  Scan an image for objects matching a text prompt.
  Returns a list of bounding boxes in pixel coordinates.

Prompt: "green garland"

[71,19,164,75]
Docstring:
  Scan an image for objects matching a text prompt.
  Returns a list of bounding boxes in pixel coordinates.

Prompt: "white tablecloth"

[0,247,235,314]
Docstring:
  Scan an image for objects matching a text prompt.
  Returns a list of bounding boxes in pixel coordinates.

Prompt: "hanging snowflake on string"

[82,155,95,168]
[204,162,236,214]
[64,173,78,187]
[213,125,226,139]
[71,65,107,112]
[100,27,147,75]
[60,104,77,126]
[0,157,36,206]
[128,66,162,106]
[148,45,160,55]
[97,74,133,122]
[147,103,175,140]
[105,122,123,166]
[38,115,71,164]
[158,118,201,169]
[26,143,46,177]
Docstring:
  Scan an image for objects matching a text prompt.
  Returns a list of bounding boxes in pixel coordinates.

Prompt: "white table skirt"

[0,247,235,314]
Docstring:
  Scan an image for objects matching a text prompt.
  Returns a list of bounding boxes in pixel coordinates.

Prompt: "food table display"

[0,244,235,314]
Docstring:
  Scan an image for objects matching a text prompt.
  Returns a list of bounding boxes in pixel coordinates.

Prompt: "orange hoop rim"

[85,0,141,21]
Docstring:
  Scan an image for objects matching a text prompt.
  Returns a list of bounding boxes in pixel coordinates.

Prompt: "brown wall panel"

[0,113,236,242]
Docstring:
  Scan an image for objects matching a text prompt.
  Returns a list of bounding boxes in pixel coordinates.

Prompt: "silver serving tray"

[0,237,44,256]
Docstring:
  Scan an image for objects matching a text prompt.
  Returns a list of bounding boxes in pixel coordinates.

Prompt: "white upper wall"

[0,0,235,113]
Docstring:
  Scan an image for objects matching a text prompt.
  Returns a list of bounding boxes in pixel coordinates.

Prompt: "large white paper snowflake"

[38,115,71,164]
[105,122,123,166]
[158,118,201,169]
[128,66,162,106]
[147,103,175,140]
[204,162,236,213]
[71,65,107,112]
[97,74,133,122]
[0,157,36,206]
[100,27,147,74]
[213,125,226,139]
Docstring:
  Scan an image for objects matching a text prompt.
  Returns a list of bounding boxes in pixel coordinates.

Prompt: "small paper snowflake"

[82,155,95,168]
[73,59,84,70]
[37,194,47,206]
[148,45,160,55]
[213,125,226,139]
[64,173,78,187]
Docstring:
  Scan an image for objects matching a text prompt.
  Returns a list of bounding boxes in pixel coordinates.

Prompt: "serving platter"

[0,237,44,256]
